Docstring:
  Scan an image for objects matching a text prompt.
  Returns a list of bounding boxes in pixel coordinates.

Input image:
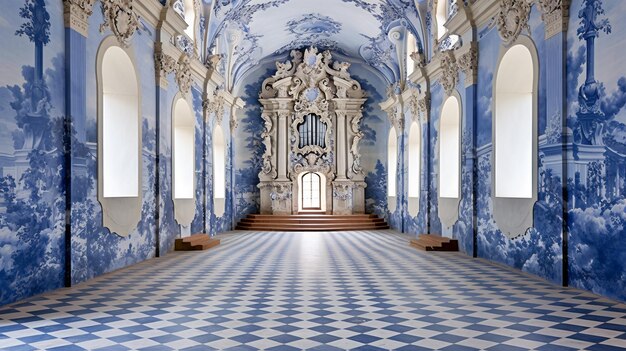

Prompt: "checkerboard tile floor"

[1,230,626,351]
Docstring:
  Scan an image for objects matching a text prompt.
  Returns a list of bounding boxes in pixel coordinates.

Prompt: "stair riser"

[236,228,387,232]
[240,219,386,224]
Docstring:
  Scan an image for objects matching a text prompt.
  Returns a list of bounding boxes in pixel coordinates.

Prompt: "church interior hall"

[1,0,626,350]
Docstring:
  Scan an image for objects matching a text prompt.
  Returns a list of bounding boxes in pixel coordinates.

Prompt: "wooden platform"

[410,234,459,251]
[175,234,220,251]
[236,214,389,231]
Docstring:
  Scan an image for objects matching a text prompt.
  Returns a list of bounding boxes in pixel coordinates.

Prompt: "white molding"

[96,36,143,237]
[491,35,539,239]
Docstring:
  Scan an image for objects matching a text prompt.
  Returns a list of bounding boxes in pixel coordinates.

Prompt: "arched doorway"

[299,172,326,212]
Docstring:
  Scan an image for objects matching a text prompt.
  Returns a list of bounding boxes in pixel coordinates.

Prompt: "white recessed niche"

[173,96,196,227]
[387,127,398,213]
[97,37,142,236]
[492,37,538,238]
[438,92,462,230]
[213,123,226,217]
[408,121,421,217]
[439,96,460,199]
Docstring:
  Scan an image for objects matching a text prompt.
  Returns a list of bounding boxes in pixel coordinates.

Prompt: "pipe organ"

[258,47,367,215]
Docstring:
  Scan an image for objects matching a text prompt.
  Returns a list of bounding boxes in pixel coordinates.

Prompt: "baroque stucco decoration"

[493,0,531,45]
[457,45,478,87]
[100,0,140,47]
[154,51,177,87]
[63,0,95,37]
[204,91,225,124]
[536,0,570,38]
[175,55,193,94]
[439,50,458,96]
[258,47,367,215]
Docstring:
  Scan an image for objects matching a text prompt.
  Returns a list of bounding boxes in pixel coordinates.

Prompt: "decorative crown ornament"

[100,0,140,47]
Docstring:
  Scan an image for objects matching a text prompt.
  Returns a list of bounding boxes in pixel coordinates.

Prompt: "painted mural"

[473,7,563,285]
[0,0,66,306]
[1,0,626,310]
[71,3,159,285]
[566,0,626,302]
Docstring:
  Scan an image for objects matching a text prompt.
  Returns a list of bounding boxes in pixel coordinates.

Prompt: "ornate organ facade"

[258,47,367,215]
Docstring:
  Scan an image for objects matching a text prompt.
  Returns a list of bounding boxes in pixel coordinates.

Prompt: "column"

[63,0,94,286]
[277,112,289,181]
[336,112,347,180]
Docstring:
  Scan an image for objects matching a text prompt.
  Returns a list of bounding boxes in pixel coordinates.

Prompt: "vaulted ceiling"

[199,0,426,89]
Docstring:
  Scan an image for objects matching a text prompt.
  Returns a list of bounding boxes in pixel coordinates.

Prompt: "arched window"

[408,122,421,198]
[436,0,448,39]
[173,98,194,199]
[387,127,398,197]
[439,96,460,198]
[494,44,534,199]
[213,124,226,200]
[406,32,418,77]
[301,172,321,210]
[183,0,195,41]
[97,37,142,236]
[492,38,538,238]
[101,46,139,198]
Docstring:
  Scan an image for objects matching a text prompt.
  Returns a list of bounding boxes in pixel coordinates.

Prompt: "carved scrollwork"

[175,56,193,94]
[417,94,431,123]
[204,91,225,124]
[536,0,570,38]
[259,112,276,177]
[63,0,95,36]
[100,0,140,47]
[493,0,532,45]
[386,105,404,131]
[205,54,222,71]
[333,183,353,201]
[154,52,176,76]
[457,46,478,87]
[408,92,431,123]
[439,51,458,96]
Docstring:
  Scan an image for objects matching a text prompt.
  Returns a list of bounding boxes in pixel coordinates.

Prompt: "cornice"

[468,0,502,30]
[133,0,162,29]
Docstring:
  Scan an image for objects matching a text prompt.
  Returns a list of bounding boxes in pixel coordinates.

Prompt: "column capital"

[458,44,478,87]
[154,50,176,88]
[537,0,570,39]
[63,0,95,37]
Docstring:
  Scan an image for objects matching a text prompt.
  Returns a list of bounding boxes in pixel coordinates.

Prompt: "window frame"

[301,172,322,210]
[491,35,539,238]
[172,95,196,227]
[213,122,226,217]
[408,120,421,217]
[96,36,142,237]
[437,91,462,229]
[387,126,398,213]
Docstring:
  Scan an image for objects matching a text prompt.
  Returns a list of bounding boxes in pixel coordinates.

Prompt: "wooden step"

[410,234,458,252]
[175,234,220,251]
[247,214,376,220]
[235,225,390,232]
[239,218,386,224]
[236,214,388,232]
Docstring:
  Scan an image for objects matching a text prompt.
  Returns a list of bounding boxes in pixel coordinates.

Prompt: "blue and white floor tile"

[1,230,626,351]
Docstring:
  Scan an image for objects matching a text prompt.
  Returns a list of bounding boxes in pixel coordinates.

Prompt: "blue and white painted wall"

[0,0,66,306]
[0,0,237,306]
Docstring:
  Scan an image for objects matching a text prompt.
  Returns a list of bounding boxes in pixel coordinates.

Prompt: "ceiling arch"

[201,0,426,88]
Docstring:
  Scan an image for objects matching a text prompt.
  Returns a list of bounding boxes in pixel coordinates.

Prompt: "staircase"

[410,234,459,251]
[236,214,389,231]
[175,234,220,251]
